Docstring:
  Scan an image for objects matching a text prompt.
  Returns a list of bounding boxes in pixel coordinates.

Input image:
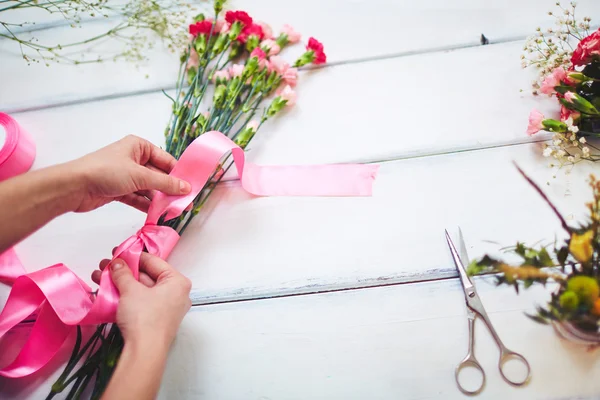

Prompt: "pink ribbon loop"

[0,129,378,378]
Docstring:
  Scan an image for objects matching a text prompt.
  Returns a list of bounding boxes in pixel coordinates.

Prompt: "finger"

[110,259,138,294]
[148,143,177,173]
[139,252,175,281]
[99,259,110,271]
[139,272,156,288]
[135,190,154,200]
[91,270,102,285]
[137,167,191,196]
[119,193,151,213]
[136,137,178,173]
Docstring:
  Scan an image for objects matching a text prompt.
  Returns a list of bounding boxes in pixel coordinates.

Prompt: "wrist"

[51,162,88,213]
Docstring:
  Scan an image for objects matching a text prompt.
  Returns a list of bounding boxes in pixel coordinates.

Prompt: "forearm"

[0,163,82,252]
[101,338,169,400]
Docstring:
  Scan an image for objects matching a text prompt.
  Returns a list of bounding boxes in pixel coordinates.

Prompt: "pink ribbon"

[0,113,36,285]
[0,129,378,378]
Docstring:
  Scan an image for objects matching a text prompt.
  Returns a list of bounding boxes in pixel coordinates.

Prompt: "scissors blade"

[445,229,475,295]
[457,227,470,267]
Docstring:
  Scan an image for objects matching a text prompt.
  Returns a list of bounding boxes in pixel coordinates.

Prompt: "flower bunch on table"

[48,1,327,399]
[522,2,600,166]
[468,167,600,336]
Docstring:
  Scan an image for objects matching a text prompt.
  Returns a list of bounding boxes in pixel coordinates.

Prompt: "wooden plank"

[4,0,600,111]
[4,40,556,161]
[1,92,595,304]
[2,278,599,399]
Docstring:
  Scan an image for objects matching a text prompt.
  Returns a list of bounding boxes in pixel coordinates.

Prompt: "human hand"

[93,253,192,349]
[68,135,191,213]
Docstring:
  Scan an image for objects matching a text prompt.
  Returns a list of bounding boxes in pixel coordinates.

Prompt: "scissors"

[445,229,531,395]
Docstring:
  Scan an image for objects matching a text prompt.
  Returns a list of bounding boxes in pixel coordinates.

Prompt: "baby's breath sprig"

[522,1,592,95]
[0,0,197,66]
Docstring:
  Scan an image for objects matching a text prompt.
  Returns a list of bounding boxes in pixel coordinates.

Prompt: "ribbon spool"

[0,113,36,181]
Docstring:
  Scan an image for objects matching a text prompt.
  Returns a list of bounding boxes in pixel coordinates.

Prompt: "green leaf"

[557,246,569,265]
[525,312,549,325]
[538,247,555,267]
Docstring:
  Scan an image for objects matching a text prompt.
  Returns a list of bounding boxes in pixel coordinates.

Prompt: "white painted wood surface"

[1,1,600,399]
[2,279,599,399]
[4,0,600,112]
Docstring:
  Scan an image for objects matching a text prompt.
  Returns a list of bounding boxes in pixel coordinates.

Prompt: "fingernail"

[112,261,124,271]
[179,180,191,194]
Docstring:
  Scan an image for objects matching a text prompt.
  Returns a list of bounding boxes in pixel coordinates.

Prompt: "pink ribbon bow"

[0,129,378,378]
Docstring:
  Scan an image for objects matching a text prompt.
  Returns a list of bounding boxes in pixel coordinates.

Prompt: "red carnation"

[189,20,212,36]
[225,10,252,27]
[571,28,600,66]
[237,23,264,43]
[307,37,326,64]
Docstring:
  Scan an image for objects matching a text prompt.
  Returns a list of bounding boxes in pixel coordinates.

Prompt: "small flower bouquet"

[523,2,600,166]
[468,166,600,342]
[46,1,328,398]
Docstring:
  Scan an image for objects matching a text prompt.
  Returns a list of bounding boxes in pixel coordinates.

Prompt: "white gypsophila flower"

[580,137,587,143]
[543,147,554,157]
[583,146,590,154]
[554,139,562,146]
[568,125,579,133]
[557,149,567,157]
[565,116,574,127]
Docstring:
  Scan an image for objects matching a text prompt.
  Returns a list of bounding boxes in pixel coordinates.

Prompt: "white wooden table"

[2,1,600,398]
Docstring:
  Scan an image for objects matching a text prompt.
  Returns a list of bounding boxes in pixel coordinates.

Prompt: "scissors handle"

[455,315,486,395]
[498,348,531,386]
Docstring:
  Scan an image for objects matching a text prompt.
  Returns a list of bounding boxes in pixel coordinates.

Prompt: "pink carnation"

[269,56,298,87]
[564,91,577,102]
[257,21,273,39]
[212,70,230,82]
[250,47,266,60]
[261,39,281,56]
[280,85,297,107]
[281,24,301,43]
[540,67,567,95]
[526,109,545,136]
[206,18,225,34]
[229,64,244,77]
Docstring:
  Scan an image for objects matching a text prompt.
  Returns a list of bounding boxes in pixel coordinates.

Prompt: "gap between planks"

[4,34,533,116]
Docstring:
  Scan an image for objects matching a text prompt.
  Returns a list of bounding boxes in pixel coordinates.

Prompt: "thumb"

[139,167,191,196]
[110,259,137,294]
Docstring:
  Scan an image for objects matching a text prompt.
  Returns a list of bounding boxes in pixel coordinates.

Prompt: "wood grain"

[3,278,599,399]
[4,0,600,112]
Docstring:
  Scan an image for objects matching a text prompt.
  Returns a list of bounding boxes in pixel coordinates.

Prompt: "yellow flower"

[569,230,595,263]
[592,299,600,316]
[567,276,600,306]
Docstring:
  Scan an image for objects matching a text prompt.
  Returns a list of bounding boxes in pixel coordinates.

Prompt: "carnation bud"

[228,22,243,41]
[213,84,227,108]
[244,57,259,76]
[541,119,568,132]
[228,41,242,60]
[194,36,207,55]
[212,35,228,53]
[567,72,588,84]
[234,126,255,148]
[213,0,225,14]
[193,13,205,22]
[275,33,288,48]
[293,51,315,67]
[245,35,260,52]
[266,97,287,117]
[561,92,600,115]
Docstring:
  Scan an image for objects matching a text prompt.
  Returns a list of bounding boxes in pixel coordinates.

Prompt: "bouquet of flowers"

[468,166,600,338]
[46,1,327,398]
[523,2,600,166]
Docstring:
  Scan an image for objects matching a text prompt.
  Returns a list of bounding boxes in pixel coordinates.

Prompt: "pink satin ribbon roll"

[0,129,378,378]
[0,113,35,181]
[0,113,36,285]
